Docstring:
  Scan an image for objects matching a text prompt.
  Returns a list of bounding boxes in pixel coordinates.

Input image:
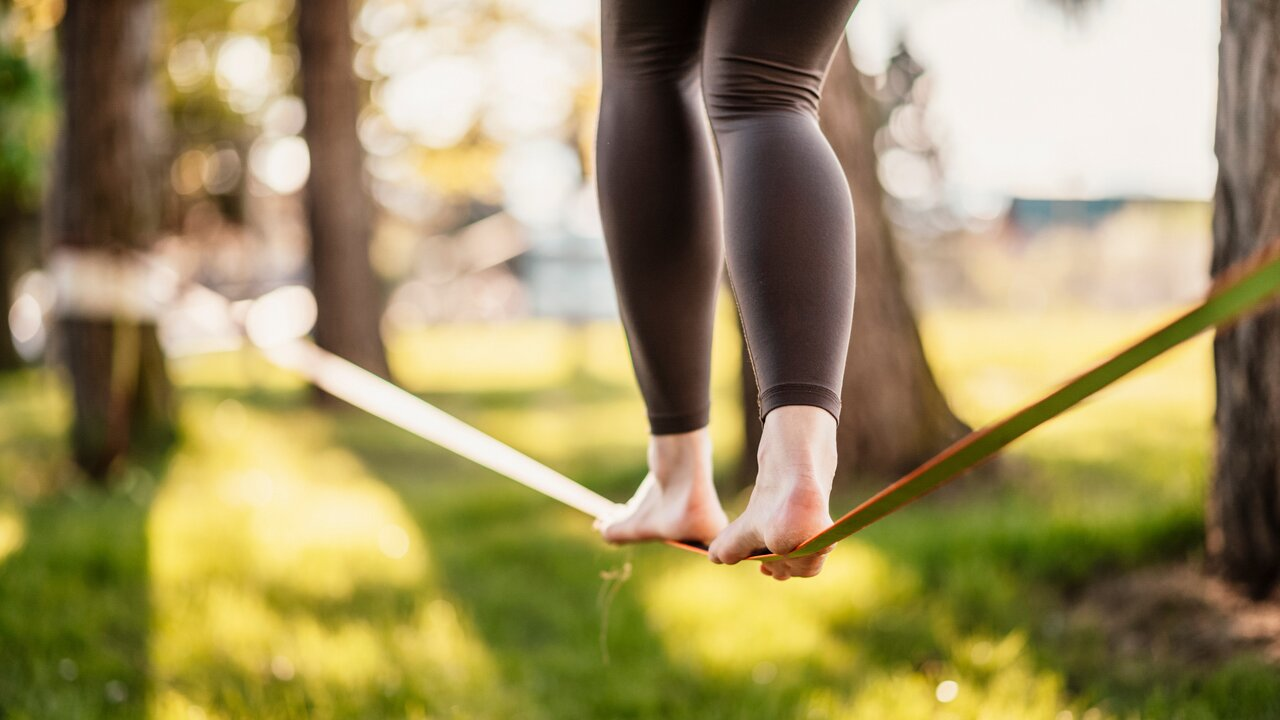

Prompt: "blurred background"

[3,0,1280,717]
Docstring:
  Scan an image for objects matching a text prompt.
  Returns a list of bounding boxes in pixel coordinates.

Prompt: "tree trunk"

[1207,0,1280,599]
[296,0,390,385]
[47,0,175,479]
[740,40,968,486]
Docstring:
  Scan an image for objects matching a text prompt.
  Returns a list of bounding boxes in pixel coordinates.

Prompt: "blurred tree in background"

[296,0,390,381]
[47,0,175,478]
[824,41,970,480]
[1208,0,1280,599]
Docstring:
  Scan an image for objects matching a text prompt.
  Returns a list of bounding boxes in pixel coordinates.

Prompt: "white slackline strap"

[260,339,624,520]
[146,255,626,522]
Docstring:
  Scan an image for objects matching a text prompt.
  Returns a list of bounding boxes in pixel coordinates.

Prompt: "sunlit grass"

[643,543,915,672]
[0,503,25,563]
[921,307,1212,429]
[389,292,744,396]
[922,307,1213,524]
[1,307,1277,719]
[817,647,1067,720]
[0,369,74,499]
[147,396,520,719]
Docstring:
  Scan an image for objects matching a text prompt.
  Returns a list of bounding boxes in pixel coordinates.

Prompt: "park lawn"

[1,306,1279,719]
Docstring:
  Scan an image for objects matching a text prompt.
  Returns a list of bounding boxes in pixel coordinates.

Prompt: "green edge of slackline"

[669,241,1280,563]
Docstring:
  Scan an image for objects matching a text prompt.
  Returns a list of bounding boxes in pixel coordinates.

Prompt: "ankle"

[648,427,713,485]
[756,406,837,485]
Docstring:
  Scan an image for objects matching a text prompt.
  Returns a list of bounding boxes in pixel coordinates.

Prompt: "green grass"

[1,307,1278,719]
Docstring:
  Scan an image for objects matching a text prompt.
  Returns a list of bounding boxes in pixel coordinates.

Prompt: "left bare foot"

[596,427,728,545]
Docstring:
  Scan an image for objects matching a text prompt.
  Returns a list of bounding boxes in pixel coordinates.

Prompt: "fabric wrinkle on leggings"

[596,0,859,435]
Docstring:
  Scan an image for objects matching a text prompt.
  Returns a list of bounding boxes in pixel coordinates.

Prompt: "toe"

[599,523,627,544]
[708,517,763,565]
[761,561,788,579]
[790,557,825,578]
[599,513,642,544]
[775,553,826,579]
[593,513,621,534]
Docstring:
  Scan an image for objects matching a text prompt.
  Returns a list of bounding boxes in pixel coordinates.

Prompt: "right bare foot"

[708,405,837,580]
[595,428,728,545]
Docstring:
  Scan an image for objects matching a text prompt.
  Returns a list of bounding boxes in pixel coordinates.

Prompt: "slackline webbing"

[189,236,1280,564]
[761,237,1280,561]
[152,268,625,522]
[259,340,623,520]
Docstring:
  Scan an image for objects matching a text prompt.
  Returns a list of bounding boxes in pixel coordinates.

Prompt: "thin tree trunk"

[296,0,390,386]
[740,40,968,486]
[47,0,174,479]
[1207,0,1280,599]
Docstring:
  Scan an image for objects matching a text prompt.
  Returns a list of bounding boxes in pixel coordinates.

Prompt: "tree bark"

[47,0,175,479]
[296,0,390,384]
[740,39,968,486]
[1207,0,1280,599]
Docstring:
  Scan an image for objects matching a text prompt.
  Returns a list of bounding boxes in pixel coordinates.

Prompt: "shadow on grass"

[348,457,818,718]
[0,458,165,718]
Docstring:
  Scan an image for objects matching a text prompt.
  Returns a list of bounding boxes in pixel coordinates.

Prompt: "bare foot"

[596,427,729,545]
[708,406,836,580]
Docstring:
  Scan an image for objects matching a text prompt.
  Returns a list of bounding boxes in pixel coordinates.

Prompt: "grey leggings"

[595,0,861,434]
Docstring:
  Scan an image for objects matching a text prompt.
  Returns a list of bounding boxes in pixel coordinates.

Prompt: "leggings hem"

[648,408,711,435]
[759,384,841,425]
